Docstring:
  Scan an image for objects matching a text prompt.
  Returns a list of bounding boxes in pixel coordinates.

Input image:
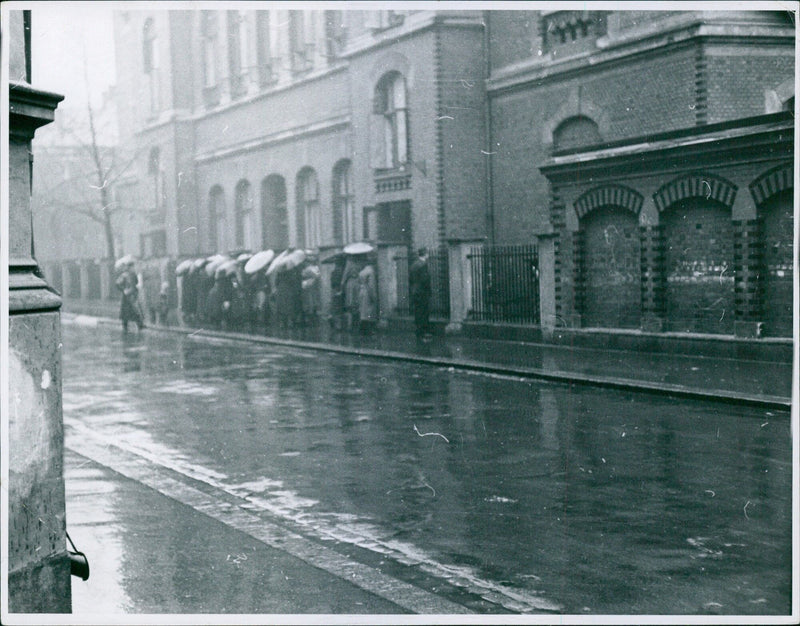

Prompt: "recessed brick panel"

[761,188,794,337]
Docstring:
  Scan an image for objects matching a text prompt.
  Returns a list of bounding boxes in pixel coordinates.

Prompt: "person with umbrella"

[358,256,378,335]
[409,247,432,338]
[115,256,144,334]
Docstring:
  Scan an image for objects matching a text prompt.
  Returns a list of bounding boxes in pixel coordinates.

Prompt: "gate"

[468,244,539,324]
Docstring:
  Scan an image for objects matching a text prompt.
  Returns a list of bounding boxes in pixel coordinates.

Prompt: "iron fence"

[394,246,450,318]
[468,244,539,324]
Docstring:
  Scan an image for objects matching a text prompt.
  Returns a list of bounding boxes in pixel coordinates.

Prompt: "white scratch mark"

[413,424,449,443]
[743,500,752,519]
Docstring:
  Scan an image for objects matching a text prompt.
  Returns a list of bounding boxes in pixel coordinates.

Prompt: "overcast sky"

[30,3,116,109]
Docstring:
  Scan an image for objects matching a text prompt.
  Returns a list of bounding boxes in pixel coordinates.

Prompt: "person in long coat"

[116,262,144,334]
[341,258,361,331]
[358,262,378,334]
[409,248,432,337]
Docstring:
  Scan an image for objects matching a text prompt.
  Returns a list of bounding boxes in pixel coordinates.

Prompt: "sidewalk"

[62,301,793,409]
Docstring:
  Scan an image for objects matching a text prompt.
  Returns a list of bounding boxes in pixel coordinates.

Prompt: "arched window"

[201,12,219,90]
[261,175,288,250]
[374,72,408,169]
[553,115,601,152]
[208,186,227,253]
[234,180,255,250]
[296,168,319,249]
[332,160,353,245]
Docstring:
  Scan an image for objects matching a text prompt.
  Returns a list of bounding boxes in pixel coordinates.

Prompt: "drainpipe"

[483,10,495,247]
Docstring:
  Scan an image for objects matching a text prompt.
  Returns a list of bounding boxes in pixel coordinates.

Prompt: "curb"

[63,313,792,411]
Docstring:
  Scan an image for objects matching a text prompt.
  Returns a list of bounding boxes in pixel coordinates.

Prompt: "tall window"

[255,11,275,86]
[374,72,408,169]
[234,180,255,250]
[296,168,319,248]
[143,18,159,114]
[201,12,219,90]
[209,186,227,252]
[324,10,346,60]
[289,11,315,73]
[227,10,249,97]
[261,175,288,250]
[147,147,164,223]
[332,160,353,245]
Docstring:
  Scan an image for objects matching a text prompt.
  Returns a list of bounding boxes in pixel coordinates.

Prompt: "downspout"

[482,11,495,246]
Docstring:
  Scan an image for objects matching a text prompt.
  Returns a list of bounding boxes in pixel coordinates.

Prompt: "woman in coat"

[116,261,144,334]
[357,262,378,334]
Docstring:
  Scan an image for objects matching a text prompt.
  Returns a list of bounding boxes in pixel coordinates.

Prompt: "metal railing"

[468,244,539,324]
[394,246,450,318]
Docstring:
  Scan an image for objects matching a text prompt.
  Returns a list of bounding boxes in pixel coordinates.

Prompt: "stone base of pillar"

[734,320,763,338]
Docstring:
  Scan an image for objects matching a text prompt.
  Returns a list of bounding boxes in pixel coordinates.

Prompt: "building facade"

[45,7,795,338]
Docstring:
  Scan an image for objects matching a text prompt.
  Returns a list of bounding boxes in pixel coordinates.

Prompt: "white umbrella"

[175,259,194,275]
[283,249,307,270]
[244,250,275,274]
[215,259,238,278]
[114,255,136,271]
[205,255,230,276]
[237,252,253,263]
[265,250,290,276]
[191,258,207,271]
[343,242,374,255]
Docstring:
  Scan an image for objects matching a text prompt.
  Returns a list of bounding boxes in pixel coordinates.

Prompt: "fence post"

[446,239,483,334]
[376,244,406,325]
[537,234,557,338]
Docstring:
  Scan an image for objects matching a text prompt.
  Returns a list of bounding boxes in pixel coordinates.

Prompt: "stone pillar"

[733,218,763,338]
[375,244,406,323]
[7,9,70,613]
[445,240,484,333]
[79,259,91,300]
[536,234,557,338]
[640,224,665,332]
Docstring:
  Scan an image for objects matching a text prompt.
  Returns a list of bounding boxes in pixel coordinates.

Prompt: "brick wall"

[488,11,541,70]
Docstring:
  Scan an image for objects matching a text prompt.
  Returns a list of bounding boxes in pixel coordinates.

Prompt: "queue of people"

[114,243,430,338]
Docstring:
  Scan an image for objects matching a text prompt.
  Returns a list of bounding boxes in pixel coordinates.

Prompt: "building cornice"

[194,114,351,164]
[488,20,794,96]
[540,113,794,180]
[8,80,64,141]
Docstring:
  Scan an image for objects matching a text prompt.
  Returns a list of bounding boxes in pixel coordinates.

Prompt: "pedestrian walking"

[409,248,432,338]
[358,261,378,335]
[115,259,144,334]
[342,258,361,331]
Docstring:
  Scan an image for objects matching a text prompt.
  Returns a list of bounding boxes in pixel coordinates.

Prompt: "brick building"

[52,7,795,338]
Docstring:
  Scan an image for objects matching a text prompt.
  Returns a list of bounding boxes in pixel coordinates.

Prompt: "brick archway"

[749,162,792,206]
[653,173,737,213]
[574,184,644,220]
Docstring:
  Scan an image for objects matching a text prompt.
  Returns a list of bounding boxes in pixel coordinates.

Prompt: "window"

[332,160,353,245]
[289,11,315,73]
[234,180,255,250]
[143,18,159,114]
[148,147,165,223]
[324,10,346,60]
[227,10,249,97]
[261,175,289,250]
[552,116,602,152]
[373,72,409,169]
[255,11,276,86]
[201,12,219,90]
[296,168,319,248]
[364,10,406,31]
[209,186,227,252]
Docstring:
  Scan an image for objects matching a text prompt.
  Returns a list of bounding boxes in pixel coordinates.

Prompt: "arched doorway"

[260,175,288,250]
[760,188,793,337]
[580,207,641,328]
[662,198,734,334]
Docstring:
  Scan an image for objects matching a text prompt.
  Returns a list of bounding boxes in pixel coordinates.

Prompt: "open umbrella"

[237,252,253,263]
[265,249,290,276]
[191,258,207,271]
[114,255,136,271]
[205,255,230,276]
[283,249,307,270]
[320,250,346,265]
[175,259,194,275]
[215,259,238,279]
[244,250,275,274]
[343,242,374,255]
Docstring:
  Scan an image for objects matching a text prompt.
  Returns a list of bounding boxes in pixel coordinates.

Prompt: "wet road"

[61,323,793,615]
